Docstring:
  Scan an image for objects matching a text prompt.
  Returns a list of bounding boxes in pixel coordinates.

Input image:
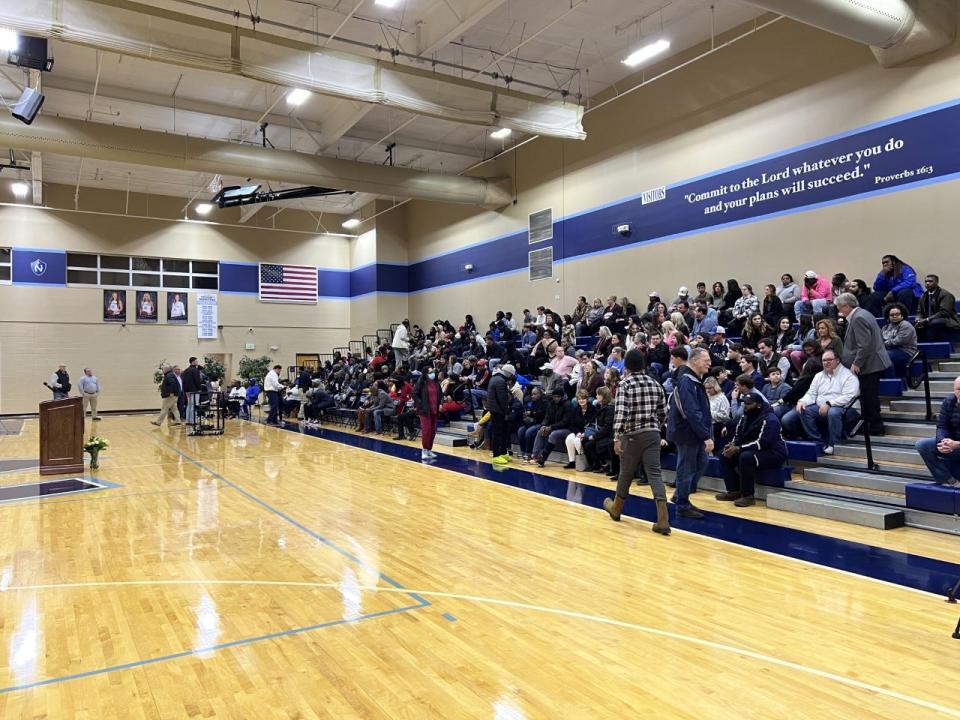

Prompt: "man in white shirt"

[264,364,283,426]
[391,319,411,368]
[78,367,101,421]
[781,350,859,454]
[532,306,547,328]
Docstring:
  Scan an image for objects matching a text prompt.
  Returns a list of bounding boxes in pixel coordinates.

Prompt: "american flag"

[259,263,318,304]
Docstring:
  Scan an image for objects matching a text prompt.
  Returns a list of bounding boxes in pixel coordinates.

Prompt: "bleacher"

[298,301,960,535]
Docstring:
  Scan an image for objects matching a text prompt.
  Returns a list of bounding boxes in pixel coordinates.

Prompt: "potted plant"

[202,356,225,383]
[238,355,273,384]
[84,436,109,470]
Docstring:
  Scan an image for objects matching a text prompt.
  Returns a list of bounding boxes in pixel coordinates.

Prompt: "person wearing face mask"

[413,363,442,461]
[716,393,788,508]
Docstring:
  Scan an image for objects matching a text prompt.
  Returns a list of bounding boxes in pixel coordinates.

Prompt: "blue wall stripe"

[405,95,960,293]
[218,262,259,294]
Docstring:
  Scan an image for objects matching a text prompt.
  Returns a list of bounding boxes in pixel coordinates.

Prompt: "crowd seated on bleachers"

[269,253,957,492]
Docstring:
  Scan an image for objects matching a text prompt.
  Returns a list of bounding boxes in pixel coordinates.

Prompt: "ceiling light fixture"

[0,28,18,53]
[195,202,213,216]
[622,38,670,68]
[342,218,361,229]
[490,127,512,140]
[375,0,401,7]
[286,88,311,106]
[10,181,29,199]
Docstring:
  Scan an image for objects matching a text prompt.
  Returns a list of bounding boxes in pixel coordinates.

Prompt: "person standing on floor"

[602,349,671,535]
[414,363,442,461]
[151,364,182,427]
[666,346,714,519]
[47,363,71,400]
[181,357,204,424]
[835,292,891,436]
[78,367,101,421]
[392,319,411,369]
[486,363,515,465]
[264,364,283,426]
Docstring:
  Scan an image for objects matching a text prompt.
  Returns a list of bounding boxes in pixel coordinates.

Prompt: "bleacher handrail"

[906,349,933,421]
[842,394,878,472]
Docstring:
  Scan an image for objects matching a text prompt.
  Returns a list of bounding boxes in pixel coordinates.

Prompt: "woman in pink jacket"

[796,270,832,317]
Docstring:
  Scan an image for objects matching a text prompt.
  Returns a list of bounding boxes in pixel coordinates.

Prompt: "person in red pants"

[413,364,442,461]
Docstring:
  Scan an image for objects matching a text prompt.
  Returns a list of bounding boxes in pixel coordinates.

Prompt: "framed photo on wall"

[103,289,126,323]
[167,291,188,324]
[136,290,159,323]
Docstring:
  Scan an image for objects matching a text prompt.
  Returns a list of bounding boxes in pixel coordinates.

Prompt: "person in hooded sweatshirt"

[533,387,575,467]
[715,392,788,508]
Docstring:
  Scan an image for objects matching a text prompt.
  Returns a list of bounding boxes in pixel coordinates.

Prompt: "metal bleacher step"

[831,443,924,465]
[900,389,951,400]
[915,378,957,391]
[765,491,905,529]
[433,431,467,447]
[881,421,936,437]
[784,479,907,507]
[846,435,923,448]
[889,396,944,418]
[802,466,919,494]
[903,379,955,393]
[937,361,960,373]
[818,456,932,480]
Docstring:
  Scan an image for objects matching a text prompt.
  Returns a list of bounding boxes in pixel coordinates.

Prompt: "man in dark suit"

[182,356,204,424]
[916,274,960,341]
[836,292,891,435]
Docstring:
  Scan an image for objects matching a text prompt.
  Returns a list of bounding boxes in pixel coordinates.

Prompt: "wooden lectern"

[39,397,85,475]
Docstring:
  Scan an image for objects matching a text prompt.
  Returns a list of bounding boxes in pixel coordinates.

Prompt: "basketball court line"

[6,578,959,719]
[282,423,960,599]
[149,433,430,607]
[0,435,433,695]
[0,602,423,695]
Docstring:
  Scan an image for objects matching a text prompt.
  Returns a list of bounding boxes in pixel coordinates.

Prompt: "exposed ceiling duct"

[0,114,513,209]
[744,0,956,67]
[0,0,585,140]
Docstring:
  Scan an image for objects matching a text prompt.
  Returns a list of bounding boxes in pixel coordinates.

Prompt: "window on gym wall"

[0,247,10,282]
[65,253,219,290]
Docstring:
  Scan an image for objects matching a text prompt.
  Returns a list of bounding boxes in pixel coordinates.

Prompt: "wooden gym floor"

[0,415,958,719]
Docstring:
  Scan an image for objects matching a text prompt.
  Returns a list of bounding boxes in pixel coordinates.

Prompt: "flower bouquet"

[84,436,109,470]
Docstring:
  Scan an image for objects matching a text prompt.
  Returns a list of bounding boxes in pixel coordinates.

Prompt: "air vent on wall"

[528,208,553,244]
[528,247,553,282]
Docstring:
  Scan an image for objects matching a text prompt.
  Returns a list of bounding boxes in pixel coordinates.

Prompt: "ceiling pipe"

[744,0,955,66]
[744,0,915,47]
[0,114,513,209]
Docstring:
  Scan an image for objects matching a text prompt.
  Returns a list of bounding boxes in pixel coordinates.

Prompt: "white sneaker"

[421,450,432,461]
[822,445,834,455]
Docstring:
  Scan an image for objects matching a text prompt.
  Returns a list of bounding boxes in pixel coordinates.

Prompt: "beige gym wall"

[0,186,353,414]
[404,19,960,325]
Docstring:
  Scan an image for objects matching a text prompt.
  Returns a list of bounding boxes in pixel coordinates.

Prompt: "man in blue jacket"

[864,254,923,316]
[915,377,960,485]
[667,346,713,518]
[716,393,788,507]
